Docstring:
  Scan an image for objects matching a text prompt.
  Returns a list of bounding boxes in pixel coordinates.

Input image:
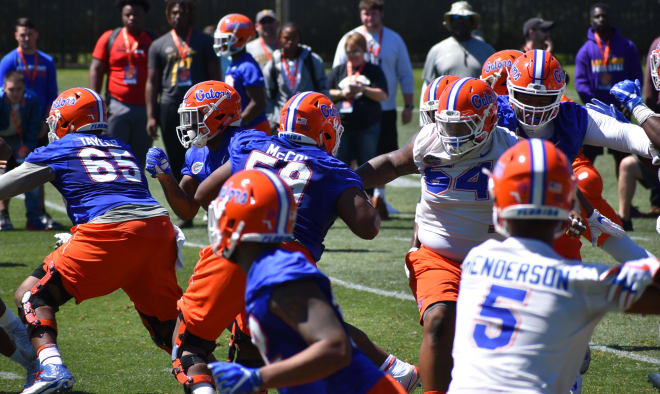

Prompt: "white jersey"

[449,237,624,394]
[413,124,519,261]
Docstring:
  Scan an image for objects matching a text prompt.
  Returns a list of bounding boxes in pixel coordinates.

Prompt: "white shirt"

[450,237,629,394]
[413,124,518,261]
[333,26,414,111]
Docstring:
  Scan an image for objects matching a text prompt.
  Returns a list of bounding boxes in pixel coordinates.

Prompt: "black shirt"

[329,62,387,131]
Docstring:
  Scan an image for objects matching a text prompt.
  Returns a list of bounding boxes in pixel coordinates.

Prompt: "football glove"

[54,232,72,248]
[586,209,625,246]
[600,257,660,310]
[610,79,643,113]
[585,98,629,123]
[145,147,171,178]
[208,362,262,394]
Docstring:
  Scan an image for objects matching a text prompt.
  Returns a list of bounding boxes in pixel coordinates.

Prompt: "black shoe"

[41,213,65,230]
[176,219,193,228]
[648,373,660,390]
[619,216,634,231]
[630,205,645,218]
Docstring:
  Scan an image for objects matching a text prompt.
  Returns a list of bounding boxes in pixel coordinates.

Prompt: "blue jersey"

[25,133,159,225]
[225,52,267,128]
[246,249,385,394]
[181,126,241,183]
[497,95,589,162]
[229,130,364,261]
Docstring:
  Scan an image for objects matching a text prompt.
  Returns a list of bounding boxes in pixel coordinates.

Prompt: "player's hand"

[402,107,413,125]
[585,98,630,123]
[610,79,643,112]
[566,211,587,238]
[586,209,625,246]
[0,160,7,171]
[600,258,660,310]
[146,117,159,139]
[145,147,171,178]
[208,362,262,394]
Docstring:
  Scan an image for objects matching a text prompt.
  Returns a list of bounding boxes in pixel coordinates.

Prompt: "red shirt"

[92,29,152,105]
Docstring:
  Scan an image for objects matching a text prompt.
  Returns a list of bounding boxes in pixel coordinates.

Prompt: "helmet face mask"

[421,75,460,126]
[434,77,498,158]
[651,48,660,91]
[214,14,254,58]
[214,31,238,57]
[506,50,566,134]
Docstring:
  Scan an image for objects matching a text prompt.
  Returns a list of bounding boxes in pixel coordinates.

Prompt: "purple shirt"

[574,27,642,106]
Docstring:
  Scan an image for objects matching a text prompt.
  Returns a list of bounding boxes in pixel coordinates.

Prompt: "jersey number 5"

[78,147,141,183]
[472,284,528,350]
[244,151,311,205]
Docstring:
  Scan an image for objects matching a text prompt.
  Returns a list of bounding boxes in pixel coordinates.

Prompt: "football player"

[356,78,524,392]
[204,169,406,393]
[144,80,243,226]
[448,138,660,393]
[0,88,183,393]
[214,13,269,133]
[194,91,421,392]
[499,50,656,262]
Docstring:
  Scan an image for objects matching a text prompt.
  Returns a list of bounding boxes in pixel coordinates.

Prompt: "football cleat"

[21,363,74,394]
[0,211,14,231]
[388,362,421,393]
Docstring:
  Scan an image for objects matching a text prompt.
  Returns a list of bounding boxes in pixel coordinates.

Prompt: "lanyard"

[17,48,38,86]
[281,56,301,91]
[361,26,383,60]
[9,106,23,137]
[594,32,610,67]
[347,61,365,76]
[259,37,277,62]
[121,28,139,66]
[170,29,192,59]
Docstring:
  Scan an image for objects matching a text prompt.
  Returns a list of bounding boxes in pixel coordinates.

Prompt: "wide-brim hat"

[444,1,480,28]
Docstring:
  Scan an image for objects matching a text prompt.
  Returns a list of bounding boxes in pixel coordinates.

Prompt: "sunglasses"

[346,50,363,56]
[451,15,471,20]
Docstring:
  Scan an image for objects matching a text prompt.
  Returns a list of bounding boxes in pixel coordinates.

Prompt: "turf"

[1,66,659,393]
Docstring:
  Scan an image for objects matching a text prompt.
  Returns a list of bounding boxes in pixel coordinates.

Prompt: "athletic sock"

[191,383,215,394]
[38,344,63,366]
[379,354,396,371]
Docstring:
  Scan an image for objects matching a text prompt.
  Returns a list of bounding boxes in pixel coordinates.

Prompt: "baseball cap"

[522,17,554,37]
[255,9,277,23]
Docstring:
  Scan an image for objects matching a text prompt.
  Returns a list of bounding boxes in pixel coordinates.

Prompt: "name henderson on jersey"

[462,253,571,291]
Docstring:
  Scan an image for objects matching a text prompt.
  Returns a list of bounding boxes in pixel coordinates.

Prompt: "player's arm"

[145,66,162,139]
[336,187,380,240]
[194,161,233,209]
[156,174,200,220]
[241,85,266,126]
[626,285,660,314]
[610,79,660,149]
[356,133,417,189]
[0,162,55,200]
[583,109,653,158]
[88,58,108,94]
[261,279,352,388]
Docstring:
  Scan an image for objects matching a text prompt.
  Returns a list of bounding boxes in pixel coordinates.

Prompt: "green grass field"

[1,67,660,393]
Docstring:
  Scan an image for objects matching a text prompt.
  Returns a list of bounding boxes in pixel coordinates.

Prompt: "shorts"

[405,245,461,325]
[367,374,407,393]
[574,158,621,247]
[178,246,247,341]
[46,216,182,322]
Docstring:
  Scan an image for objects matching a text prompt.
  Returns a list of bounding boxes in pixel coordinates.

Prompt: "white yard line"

[589,344,660,366]
[0,371,23,380]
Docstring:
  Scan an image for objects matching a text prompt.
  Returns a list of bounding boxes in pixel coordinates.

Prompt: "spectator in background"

[521,17,553,52]
[89,0,153,168]
[420,1,494,123]
[575,3,642,170]
[0,17,61,230]
[329,32,387,168]
[333,0,414,220]
[264,22,328,132]
[0,72,44,230]
[214,13,269,133]
[246,9,280,70]
[146,0,220,225]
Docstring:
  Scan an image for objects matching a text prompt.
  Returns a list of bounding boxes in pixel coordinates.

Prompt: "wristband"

[632,104,656,125]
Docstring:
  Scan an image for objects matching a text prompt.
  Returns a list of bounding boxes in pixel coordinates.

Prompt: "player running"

[449,138,660,393]
[194,91,421,392]
[0,88,183,393]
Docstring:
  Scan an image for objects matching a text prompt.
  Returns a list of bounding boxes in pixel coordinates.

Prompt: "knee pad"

[228,320,264,368]
[172,314,215,388]
[136,310,176,354]
[20,261,71,335]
